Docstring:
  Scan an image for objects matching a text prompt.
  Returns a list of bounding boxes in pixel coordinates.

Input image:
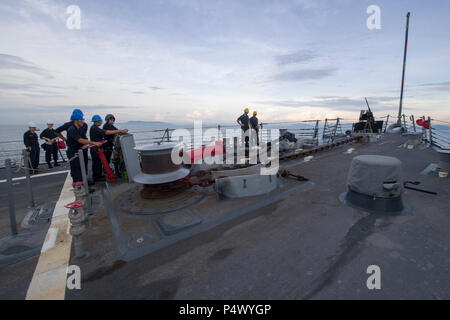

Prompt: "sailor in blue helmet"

[65,109,102,184]
[55,108,90,176]
[89,115,128,182]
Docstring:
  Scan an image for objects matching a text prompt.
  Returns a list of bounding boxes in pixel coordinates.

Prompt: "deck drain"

[21,203,56,228]
[129,234,151,248]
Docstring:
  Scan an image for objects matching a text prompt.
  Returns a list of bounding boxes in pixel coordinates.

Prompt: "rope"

[13,152,79,173]
[432,119,450,124]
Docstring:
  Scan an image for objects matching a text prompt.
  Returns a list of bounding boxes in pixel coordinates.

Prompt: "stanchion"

[77,149,92,213]
[22,149,35,208]
[5,159,18,235]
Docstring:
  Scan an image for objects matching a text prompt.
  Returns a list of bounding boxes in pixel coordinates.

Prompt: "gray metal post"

[5,159,18,235]
[422,116,427,143]
[411,115,416,132]
[222,137,227,162]
[233,137,238,164]
[22,149,35,208]
[259,122,264,144]
[313,120,319,143]
[331,118,339,142]
[77,149,91,212]
[428,116,433,147]
[384,115,390,133]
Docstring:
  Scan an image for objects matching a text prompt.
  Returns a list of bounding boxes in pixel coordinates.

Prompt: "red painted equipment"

[57,140,66,149]
[416,119,430,129]
[64,201,85,209]
[183,140,225,163]
[97,148,117,183]
[72,181,84,187]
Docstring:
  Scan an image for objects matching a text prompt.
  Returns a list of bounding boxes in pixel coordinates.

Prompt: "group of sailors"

[23,109,128,185]
[23,107,259,185]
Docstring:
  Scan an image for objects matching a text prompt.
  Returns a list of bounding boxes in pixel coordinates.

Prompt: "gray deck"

[0,133,449,299]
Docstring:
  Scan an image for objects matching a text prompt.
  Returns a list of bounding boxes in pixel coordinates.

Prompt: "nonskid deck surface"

[0,133,449,299]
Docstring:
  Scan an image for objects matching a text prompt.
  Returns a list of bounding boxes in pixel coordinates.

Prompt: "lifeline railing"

[1,114,449,167]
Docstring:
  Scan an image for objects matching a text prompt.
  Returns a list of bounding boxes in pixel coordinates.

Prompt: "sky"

[0,0,449,125]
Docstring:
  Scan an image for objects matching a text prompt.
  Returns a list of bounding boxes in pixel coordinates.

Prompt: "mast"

[397,12,411,125]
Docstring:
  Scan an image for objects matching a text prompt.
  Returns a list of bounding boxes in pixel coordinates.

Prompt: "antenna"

[397,12,411,125]
[365,97,372,114]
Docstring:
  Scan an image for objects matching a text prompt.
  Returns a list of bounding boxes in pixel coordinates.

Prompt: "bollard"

[22,149,35,208]
[5,159,18,235]
[65,201,87,259]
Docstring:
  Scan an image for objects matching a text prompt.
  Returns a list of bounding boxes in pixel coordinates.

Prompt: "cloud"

[272,67,337,82]
[23,93,67,98]
[418,82,450,92]
[275,50,316,66]
[0,82,34,90]
[2,105,143,113]
[255,95,398,112]
[0,53,52,78]
[149,86,163,90]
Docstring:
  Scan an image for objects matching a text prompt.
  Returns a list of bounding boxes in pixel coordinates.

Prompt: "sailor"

[66,111,102,184]
[237,107,250,155]
[102,114,122,164]
[55,109,89,175]
[90,115,128,182]
[40,120,59,168]
[249,110,259,146]
[23,122,40,173]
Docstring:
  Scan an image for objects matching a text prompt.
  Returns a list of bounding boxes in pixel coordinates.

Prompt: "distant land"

[118,121,239,128]
[120,121,172,126]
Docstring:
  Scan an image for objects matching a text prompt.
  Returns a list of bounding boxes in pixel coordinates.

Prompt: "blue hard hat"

[70,109,84,120]
[91,115,102,122]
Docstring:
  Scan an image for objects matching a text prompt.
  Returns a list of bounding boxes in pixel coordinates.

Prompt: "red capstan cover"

[423,120,430,129]
[183,140,225,163]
